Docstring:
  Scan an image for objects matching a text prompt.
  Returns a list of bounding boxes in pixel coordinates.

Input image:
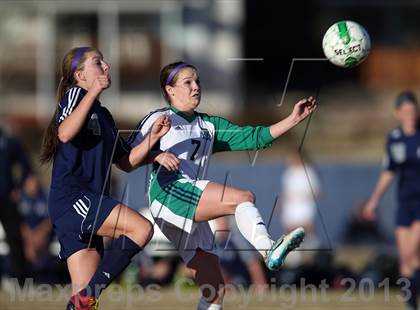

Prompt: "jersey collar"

[170,105,196,123]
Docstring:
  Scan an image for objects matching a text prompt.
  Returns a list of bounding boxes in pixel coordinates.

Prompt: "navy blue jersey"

[49,86,130,220]
[384,127,420,200]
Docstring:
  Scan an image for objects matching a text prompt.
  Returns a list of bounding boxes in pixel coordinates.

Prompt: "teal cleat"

[265,227,305,271]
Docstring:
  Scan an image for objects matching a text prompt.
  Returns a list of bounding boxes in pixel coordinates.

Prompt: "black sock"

[82,235,141,298]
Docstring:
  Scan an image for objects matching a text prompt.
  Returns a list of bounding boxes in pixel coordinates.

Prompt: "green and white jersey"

[128,106,274,183]
[127,106,274,232]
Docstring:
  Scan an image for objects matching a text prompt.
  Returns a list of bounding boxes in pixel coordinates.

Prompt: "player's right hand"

[151,115,171,138]
[361,199,377,221]
[154,152,180,171]
[90,75,111,94]
[289,96,317,124]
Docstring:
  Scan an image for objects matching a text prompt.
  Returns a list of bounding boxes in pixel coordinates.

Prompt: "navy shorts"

[396,200,420,227]
[49,190,119,260]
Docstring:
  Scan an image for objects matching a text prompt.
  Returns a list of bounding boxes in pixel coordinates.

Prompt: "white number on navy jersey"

[88,113,101,136]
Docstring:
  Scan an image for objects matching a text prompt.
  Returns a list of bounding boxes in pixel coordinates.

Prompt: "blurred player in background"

[19,174,52,275]
[40,47,171,310]
[0,124,31,285]
[279,151,320,267]
[363,91,420,310]
[128,61,316,309]
[280,151,320,239]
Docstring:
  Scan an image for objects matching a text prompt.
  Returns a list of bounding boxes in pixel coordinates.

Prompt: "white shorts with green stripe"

[149,177,210,233]
[152,217,216,264]
[148,177,217,264]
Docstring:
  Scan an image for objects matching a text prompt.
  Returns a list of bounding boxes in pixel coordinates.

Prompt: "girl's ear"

[74,70,85,83]
[165,85,175,96]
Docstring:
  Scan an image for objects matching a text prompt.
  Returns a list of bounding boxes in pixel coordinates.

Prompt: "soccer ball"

[322,20,371,68]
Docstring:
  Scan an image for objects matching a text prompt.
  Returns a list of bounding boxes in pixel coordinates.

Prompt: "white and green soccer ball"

[322,20,371,68]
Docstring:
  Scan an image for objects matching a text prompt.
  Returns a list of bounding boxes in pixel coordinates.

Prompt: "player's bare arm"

[117,115,174,172]
[363,170,395,221]
[269,96,317,139]
[58,75,110,143]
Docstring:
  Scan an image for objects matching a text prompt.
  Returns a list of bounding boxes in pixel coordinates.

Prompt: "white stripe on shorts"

[73,203,86,218]
[77,199,89,214]
[150,199,193,233]
[75,203,87,217]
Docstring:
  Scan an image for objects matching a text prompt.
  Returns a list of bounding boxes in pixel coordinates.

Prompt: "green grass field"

[0,286,406,309]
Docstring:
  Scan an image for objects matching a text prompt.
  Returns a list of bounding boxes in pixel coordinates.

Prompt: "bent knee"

[400,249,418,263]
[138,218,154,243]
[237,190,255,204]
[407,254,419,266]
[127,217,154,247]
[145,220,154,241]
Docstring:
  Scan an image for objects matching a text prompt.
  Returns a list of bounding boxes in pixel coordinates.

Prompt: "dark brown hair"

[159,61,197,104]
[40,47,97,164]
[395,90,418,109]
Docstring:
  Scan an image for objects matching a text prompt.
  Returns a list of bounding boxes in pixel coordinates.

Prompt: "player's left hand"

[290,97,317,124]
[154,152,180,171]
[151,115,171,138]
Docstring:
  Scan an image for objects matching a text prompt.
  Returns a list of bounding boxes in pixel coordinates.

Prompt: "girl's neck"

[76,81,89,91]
[402,124,416,136]
[171,104,194,116]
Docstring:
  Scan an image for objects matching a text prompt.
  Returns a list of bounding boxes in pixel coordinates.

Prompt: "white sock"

[234,201,274,259]
[197,297,223,310]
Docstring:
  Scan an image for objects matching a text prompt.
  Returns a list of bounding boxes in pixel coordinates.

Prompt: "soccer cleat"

[265,227,305,271]
[66,293,99,310]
